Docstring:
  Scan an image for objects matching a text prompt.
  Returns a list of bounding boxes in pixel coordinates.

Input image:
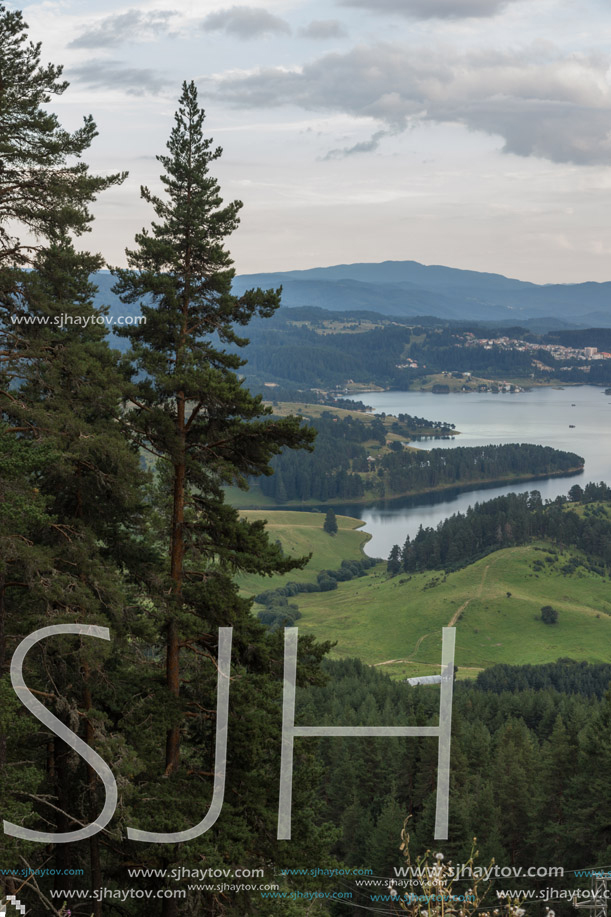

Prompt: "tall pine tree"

[0,7,135,909]
[113,82,327,916]
[0,240,152,912]
[114,79,315,776]
[0,3,125,267]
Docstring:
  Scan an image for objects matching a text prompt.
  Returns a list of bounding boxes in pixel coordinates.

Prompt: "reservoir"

[343,385,611,558]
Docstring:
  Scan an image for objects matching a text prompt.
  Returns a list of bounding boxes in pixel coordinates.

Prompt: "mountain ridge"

[231,260,611,325]
[93,259,611,327]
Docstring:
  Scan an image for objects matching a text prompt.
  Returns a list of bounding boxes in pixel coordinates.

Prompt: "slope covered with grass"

[288,543,611,679]
[237,510,372,595]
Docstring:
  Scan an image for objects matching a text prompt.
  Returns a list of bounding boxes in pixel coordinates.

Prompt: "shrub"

[541,605,558,625]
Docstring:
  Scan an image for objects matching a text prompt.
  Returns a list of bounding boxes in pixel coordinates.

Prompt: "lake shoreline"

[348,379,587,396]
[231,464,585,512]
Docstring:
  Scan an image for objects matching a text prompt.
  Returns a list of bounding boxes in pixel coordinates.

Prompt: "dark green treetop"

[541,605,558,625]
[0,3,126,265]
[324,508,338,535]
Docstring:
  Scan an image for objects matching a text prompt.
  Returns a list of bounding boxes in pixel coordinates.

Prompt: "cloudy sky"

[15,0,611,282]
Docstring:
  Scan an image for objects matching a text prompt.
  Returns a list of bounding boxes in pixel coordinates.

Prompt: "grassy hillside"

[283,542,611,680]
[238,510,372,595]
[241,510,611,680]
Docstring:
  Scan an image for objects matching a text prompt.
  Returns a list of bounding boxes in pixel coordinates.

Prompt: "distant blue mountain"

[93,260,611,328]
[232,261,611,326]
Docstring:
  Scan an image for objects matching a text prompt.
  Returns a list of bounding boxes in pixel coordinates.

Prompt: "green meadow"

[291,544,611,679]
[237,510,371,594]
[240,509,611,680]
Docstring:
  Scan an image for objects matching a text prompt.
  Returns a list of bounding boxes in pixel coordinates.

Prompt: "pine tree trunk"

[165,403,186,775]
[165,249,189,775]
[53,734,76,896]
[165,617,181,774]
[83,671,103,917]
[162,896,179,917]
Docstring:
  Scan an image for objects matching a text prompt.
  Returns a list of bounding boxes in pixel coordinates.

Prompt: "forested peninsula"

[255,421,584,504]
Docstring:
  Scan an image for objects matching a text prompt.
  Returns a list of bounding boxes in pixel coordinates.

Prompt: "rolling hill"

[93,260,611,328]
[237,511,611,681]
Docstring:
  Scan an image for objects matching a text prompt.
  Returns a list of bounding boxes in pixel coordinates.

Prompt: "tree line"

[240,312,611,392]
[389,484,611,575]
[254,557,378,631]
[260,421,579,505]
[258,411,453,503]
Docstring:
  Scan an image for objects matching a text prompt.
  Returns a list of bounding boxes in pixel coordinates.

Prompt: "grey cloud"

[70,10,175,49]
[324,129,391,158]
[338,0,516,20]
[210,44,611,165]
[70,59,166,95]
[299,19,347,39]
[201,6,290,39]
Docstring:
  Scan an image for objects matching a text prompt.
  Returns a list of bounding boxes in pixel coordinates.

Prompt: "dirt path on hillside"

[374,560,495,667]
[447,599,470,628]
[374,633,431,667]
[446,561,492,627]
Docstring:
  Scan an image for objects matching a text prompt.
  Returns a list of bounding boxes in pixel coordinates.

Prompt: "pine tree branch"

[0,388,21,403]
[21,793,111,832]
[186,701,215,714]
[50,523,76,542]
[184,400,204,432]
[128,396,153,413]
[182,570,209,580]
[16,857,64,916]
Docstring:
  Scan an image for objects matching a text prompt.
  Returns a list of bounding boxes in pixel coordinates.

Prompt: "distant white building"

[406,675,443,686]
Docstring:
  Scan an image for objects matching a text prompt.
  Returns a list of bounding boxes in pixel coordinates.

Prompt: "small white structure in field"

[406,674,443,686]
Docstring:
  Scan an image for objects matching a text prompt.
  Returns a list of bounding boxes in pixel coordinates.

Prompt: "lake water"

[342,385,611,558]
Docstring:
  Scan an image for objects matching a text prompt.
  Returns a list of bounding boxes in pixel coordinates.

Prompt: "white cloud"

[201,6,291,39]
[69,9,176,48]
[209,42,611,164]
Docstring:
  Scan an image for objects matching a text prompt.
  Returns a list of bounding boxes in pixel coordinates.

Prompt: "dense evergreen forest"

[258,410,454,502]
[389,483,611,574]
[300,657,611,915]
[240,312,415,388]
[378,443,582,495]
[474,659,611,696]
[260,411,380,501]
[260,424,583,503]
